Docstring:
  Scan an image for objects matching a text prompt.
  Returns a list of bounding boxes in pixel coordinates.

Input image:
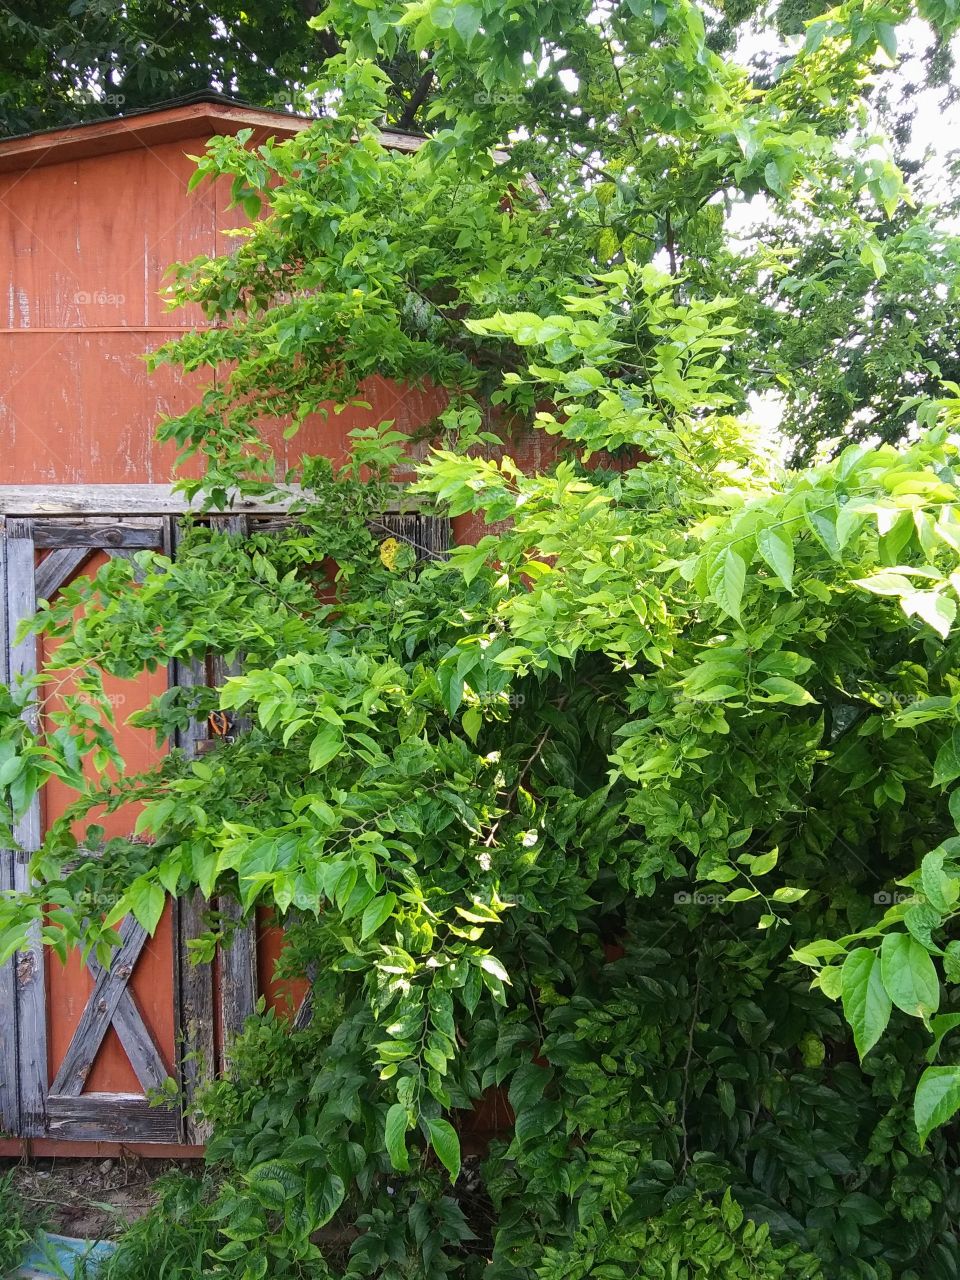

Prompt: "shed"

[0,97,449,1156]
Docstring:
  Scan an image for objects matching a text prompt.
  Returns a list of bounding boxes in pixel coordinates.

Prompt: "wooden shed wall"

[0,114,450,1154]
[0,125,447,486]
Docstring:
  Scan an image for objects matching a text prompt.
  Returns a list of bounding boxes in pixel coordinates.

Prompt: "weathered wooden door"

[0,502,448,1144]
[0,514,244,1142]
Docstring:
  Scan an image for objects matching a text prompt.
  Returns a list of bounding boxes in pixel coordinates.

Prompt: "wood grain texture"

[45,1093,180,1143]
[209,516,259,1062]
[34,546,91,602]
[33,521,163,549]
[171,518,216,1142]
[373,513,451,561]
[6,520,48,1136]
[0,485,306,515]
[0,485,428,515]
[85,952,170,1095]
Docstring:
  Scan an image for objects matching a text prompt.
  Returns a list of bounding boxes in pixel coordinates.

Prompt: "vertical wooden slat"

[163,516,187,1144]
[209,516,258,1062]
[0,515,20,1135]
[6,519,47,1136]
[374,513,450,561]
[170,516,216,1142]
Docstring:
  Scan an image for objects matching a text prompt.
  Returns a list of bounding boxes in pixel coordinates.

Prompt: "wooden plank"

[33,521,163,549]
[0,485,304,516]
[34,546,91,602]
[0,515,19,1136]
[175,892,215,1143]
[50,915,149,1096]
[6,519,48,1137]
[45,1093,180,1143]
[209,516,258,1061]
[171,518,216,1142]
[219,904,258,1059]
[0,484,427,517]
[293,991,314,1031]
[161,517,188,1145]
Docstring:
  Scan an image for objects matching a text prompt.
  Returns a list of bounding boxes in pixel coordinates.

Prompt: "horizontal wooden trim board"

[33,520,164,548]
[0,485,427,516]
[0,485,303,515]
[45,1094,181,1143]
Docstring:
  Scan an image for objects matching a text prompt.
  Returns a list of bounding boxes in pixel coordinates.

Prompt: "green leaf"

[360,892,397,940]
[841,948,892,1059]
[944,940,960,983]
[756,525,794,591]
[462,706,482,744]
[852,571,918,596]
[915,1066,960,1144]
[771,885,808,903]
[757,677,817,705]
[926,1012,960,1062]
[901,590,956,638]
[746,848,778,876]
[933,728,960,787]
[0,755,23,787]
[425,1116,461,1181]
[880,932,940,1018]
[384,1103,410,1171]
[508,1062,551,1113]
[129,878,166,936]
[921,850,959,913]
[309,726,343,772]
[477,953,510,983]
[709,547,747,622]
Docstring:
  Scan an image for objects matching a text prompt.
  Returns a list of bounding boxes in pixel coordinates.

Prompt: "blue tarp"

[13,1232,116,1279]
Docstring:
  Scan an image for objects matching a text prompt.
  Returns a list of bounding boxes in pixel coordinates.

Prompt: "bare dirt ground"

[2,1157,196,1241]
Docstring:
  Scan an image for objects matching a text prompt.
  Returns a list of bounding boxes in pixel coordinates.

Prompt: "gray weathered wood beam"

[85,951,170,1095]
[208,516,259,1064]
[171,518,216,1142]
[0,485,428,518]
[33,520,164,549]
[45,1093,180,1143]
[5,519,48,1136]
[0,516,20,1135]
[34,546,91,603]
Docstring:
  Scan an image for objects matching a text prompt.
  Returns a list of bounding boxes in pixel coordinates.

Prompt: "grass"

[82,1172,217,1280]
[0,1169,45,1276]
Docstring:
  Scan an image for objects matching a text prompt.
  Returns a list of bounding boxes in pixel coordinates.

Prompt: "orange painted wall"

[0,128,446,486]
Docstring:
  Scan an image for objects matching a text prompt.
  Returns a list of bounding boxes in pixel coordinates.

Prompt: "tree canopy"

[5,2,960,1278]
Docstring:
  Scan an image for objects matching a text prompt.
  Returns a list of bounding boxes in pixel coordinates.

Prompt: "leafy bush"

[6,2,960,1277]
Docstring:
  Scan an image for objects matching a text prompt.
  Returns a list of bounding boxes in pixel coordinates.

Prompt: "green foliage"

[0,1172,42,1277]
[6,2,960,1277]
